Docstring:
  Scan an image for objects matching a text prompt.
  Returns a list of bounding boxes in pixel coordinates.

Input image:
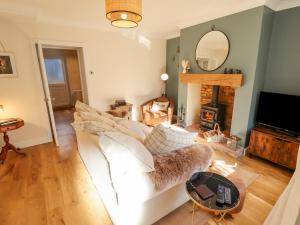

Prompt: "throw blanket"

[148,144,213,191]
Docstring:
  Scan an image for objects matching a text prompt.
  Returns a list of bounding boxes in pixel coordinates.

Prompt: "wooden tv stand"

[248,126,299,170]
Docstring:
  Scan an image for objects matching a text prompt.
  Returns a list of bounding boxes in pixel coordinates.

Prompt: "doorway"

[43,48,82,139]
[35,42,89,146]
[43,48,83,109]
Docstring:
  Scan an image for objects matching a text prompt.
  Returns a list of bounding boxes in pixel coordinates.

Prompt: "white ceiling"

[0,0,299,39]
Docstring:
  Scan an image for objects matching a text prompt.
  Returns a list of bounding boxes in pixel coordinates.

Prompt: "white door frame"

[31,39,90,146]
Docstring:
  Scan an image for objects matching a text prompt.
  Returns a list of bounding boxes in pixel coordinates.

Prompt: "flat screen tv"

[256,91,300,136]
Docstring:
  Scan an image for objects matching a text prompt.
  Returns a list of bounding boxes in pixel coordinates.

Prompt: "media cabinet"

[248,126,299,170]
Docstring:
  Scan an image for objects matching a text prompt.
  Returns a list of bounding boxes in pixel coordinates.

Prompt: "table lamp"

[161,73,169,96]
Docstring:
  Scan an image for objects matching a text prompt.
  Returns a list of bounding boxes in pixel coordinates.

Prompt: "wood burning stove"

[200,86,226,131]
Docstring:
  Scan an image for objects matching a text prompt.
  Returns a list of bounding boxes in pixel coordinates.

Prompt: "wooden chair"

[141,96,174,126]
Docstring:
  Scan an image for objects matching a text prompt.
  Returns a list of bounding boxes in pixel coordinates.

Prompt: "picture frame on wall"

[0,52,17,78]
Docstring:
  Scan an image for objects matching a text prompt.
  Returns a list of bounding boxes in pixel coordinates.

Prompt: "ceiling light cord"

[0,40,6,52]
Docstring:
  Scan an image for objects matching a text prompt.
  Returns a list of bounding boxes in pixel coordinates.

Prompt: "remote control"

[216,185,225,205]
[224,187,232,205]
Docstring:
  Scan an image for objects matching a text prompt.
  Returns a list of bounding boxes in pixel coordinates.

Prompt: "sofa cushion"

[144,124,198,154]
[72,114,144,142]
[72,120,115,135]
[143,111,168,127]
[117,119,152,140]
[75,100,96,113]
[151,101,169,112]
[112,144,213,204]
[99,132,155,176]
[79,111,116,127]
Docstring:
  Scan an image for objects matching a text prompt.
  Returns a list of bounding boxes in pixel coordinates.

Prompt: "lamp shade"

[161,73,169,81]
[0,105,4,113]
[105,0,142,28]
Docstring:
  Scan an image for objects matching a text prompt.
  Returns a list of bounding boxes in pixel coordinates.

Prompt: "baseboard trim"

[15,136,53,149]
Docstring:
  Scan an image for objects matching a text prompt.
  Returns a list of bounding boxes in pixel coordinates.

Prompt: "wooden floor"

[0,110,293,225]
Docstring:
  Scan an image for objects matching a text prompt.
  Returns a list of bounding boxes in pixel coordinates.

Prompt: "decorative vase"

[181,59,190,74]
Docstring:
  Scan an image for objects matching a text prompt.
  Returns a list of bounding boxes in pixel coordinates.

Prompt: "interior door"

[35,43,59,146]
[44,57,71,108]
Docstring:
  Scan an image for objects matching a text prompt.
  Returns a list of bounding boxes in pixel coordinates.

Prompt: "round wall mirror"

[195,30,229,71]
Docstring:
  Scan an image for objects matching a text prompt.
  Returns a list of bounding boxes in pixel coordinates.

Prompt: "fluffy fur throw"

[148,144,213,191]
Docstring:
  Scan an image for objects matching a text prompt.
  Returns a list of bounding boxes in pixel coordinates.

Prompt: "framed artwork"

[0,53,17,78]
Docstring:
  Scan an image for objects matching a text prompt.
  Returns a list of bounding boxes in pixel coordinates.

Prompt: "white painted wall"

[186,83,201,126]
[0,17,166,148]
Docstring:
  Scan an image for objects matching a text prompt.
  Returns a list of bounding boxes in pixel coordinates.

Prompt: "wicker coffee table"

[186,172,240,224]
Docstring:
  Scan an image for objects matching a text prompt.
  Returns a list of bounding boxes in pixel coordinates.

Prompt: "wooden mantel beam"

[180,74,244,87]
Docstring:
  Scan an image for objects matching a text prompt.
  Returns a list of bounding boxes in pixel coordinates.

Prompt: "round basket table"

[186,172,240,225]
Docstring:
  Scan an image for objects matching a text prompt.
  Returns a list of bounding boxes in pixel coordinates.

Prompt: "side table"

[0,118,25,164]
[108,103,133,120]
[186,172,240,224]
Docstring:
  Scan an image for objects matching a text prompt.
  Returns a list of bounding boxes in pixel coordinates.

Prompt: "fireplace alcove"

[180,73,243,135]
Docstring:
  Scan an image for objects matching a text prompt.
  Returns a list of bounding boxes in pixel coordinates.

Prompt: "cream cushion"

[117,119,152,140]
[79,111,116,127]
[75,101,98,114]
[72,121,115,135]
[144,124,197,155]
[151,101,169,112]
[99,132,155,175]
[75,100,119,121]
[75,110,143,142]
[75,101,151,142]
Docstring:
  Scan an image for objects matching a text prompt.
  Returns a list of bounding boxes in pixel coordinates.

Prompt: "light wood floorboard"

[0,110,293,225]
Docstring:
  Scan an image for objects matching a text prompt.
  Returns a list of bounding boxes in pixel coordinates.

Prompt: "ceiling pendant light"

[105,0,142,28]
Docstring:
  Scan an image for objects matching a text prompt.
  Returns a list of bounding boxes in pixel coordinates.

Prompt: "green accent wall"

[166,5,300,146]
[178,6,267,145]
[166,37,180,113]
[264,6,300,95]
[247,7,274,135]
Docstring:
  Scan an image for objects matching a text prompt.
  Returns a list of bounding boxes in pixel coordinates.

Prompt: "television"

[256,91,300,136]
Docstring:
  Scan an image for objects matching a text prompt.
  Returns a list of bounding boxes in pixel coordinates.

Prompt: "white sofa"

[74,113,211,225]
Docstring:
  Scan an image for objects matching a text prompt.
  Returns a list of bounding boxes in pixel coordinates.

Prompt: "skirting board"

[11,135,52,149]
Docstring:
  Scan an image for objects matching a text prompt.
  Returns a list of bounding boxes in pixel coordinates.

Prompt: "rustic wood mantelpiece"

[180,74,244,87]
[248,126,299,170]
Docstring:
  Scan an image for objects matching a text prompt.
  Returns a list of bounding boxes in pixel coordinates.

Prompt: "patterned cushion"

[144,124,198,154]
[72,121,115,135]
[75,101,98,114]
[151,101,169,112]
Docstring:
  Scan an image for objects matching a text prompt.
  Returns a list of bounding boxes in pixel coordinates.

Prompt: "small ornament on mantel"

[181,59,191,74]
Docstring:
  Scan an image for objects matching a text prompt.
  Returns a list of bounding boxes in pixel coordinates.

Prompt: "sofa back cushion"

[99,132,155,175]
[144,125,197,155]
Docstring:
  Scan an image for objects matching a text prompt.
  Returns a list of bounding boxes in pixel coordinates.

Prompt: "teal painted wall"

[178,6,266,145]
[166,5,300,145]
[166,37,180,113]
[264,6,300,95]
[247,7,274,135]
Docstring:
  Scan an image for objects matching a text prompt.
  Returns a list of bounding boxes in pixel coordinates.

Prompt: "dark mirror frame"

[195,30,230,72]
